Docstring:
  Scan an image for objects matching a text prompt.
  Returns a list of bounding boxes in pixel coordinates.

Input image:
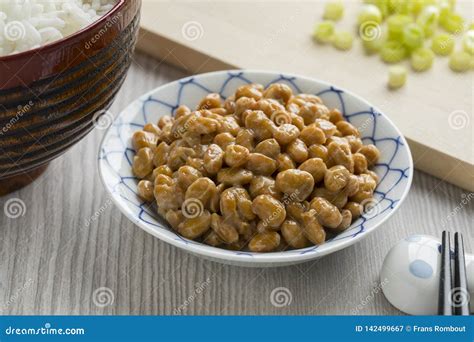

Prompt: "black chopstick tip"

[453,232,470,315]
[438,230,453,316]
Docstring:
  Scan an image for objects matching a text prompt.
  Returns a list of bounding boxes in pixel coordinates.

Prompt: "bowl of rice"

[0,0,141,195]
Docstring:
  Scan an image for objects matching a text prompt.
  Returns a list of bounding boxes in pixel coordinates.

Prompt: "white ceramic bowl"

[98,70,413,267]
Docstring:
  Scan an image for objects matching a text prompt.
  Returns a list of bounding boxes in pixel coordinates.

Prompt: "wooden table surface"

[0,53,472,315]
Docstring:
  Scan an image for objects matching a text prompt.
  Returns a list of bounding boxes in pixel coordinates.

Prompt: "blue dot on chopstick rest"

[409,260,433,279]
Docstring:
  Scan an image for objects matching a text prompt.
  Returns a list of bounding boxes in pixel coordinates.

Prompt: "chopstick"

[453,232,470,315]
[438,231,453,315]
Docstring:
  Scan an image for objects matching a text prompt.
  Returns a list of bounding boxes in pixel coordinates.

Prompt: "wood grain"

[137,0,474,192]
[0,53,472,315]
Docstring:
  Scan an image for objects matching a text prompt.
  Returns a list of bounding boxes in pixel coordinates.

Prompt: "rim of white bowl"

[98,69,414,265]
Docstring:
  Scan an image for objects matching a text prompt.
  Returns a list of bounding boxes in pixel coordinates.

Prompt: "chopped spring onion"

[389,0,410,14]
[416,5,440,37]
[362,33,386,54]
[332,31,354,50]
[364,0,389,18]
[438,0,454,24]
[438,0,455,21]
[407,0,431,16]
[462,30,474,55]
[323,1,345,21]
[313,21,335,44]
[444,0,457,9]
[431,33,455,56]
[358,4,383,25]
[311,0,469,75]
[380,40,407,63]
[449,50,471,72]
[388,65,407,89]
[440,12,465,34]
[387,14,413,40]
[403,23,425,50]
[411,47,435,71]
[359,20,383,43]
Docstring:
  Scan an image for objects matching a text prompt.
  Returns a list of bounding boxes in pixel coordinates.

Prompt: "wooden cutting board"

[137,0,473,191]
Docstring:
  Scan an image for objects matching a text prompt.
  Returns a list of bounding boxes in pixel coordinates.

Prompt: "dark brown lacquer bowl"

[0,0,141,195]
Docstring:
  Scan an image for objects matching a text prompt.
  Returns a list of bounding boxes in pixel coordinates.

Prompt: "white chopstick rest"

[380,234,474,315]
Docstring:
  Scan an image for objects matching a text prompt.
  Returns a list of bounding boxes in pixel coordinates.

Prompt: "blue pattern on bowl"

[98,71,413,265]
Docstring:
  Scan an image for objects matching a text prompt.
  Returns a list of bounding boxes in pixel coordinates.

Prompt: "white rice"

[0,0,118,56]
